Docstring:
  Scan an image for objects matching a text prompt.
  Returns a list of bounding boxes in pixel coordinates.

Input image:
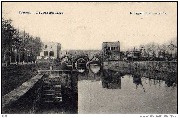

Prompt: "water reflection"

[165,72,177,87]
[101,69,177,89]
[78,67,177,114]
[137,70,177,88]
[101,69,123,89]
[132,71,146,92]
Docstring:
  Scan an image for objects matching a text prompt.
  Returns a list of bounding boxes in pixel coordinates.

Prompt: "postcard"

[1,1,177,117]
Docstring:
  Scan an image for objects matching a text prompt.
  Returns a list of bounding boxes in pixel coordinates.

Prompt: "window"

[44,51,48,56]
[45,45,47,48]
[49,51,54,56]
[107,47,110,50]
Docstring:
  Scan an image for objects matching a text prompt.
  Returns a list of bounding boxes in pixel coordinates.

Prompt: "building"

[102,41,120,61]
[37,42,61,59]
[127,50,141,61]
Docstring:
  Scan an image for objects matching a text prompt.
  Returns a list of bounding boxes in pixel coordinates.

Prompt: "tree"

[167,38,177,60]
[2,18,16,65]
[143,42,159,60]
[2,17,43,65]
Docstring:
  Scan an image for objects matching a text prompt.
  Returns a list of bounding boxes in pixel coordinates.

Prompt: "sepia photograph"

[1,1,178,115]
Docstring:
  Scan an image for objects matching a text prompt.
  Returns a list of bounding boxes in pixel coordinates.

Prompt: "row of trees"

[126,38,177,61]
[2,18,43,65]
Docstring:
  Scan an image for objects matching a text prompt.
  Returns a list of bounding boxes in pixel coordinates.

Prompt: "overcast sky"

[2,2,177,50]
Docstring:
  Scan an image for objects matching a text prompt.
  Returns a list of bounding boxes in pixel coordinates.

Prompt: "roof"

[102,41,120,47]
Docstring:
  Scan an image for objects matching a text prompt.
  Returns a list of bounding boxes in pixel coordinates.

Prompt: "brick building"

[102,41,120,61]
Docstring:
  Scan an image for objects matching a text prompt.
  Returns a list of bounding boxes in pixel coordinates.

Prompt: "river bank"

[104,61,177,73]
[2,64,38,96]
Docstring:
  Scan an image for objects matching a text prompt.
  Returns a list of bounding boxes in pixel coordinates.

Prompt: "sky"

[2,2,177,50]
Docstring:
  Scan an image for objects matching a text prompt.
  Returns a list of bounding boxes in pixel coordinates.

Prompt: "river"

[78,71,177,114]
